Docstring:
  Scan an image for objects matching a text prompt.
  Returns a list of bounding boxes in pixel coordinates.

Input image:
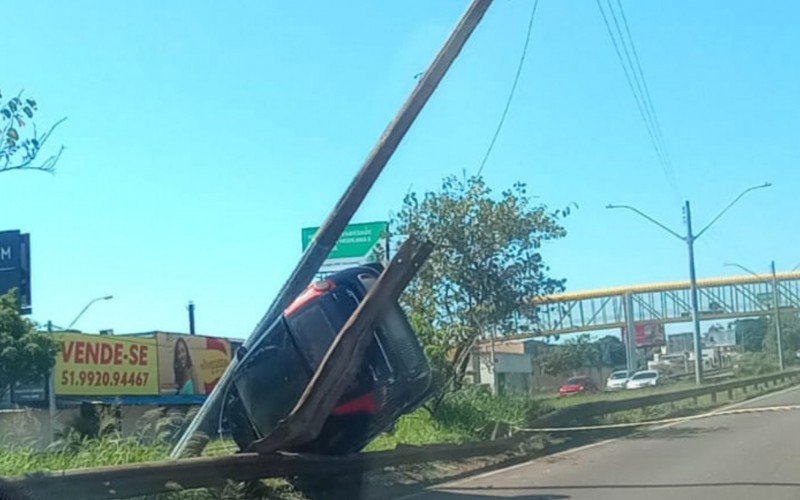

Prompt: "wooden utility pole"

[173,0,495,457]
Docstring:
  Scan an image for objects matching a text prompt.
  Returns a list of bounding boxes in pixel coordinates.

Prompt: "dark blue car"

[223,263,431,454]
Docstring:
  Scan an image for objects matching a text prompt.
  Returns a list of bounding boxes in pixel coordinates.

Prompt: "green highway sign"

[302,221,388,272]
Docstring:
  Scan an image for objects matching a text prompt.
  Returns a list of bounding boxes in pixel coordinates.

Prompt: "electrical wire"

[476,0,540,177]
[595,0,681,200]
[605,1,659,145]
[615,0,672,169]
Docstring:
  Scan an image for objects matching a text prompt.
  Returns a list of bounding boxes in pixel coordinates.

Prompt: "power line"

[595,0,681,199]
[614,0,676,182]
[476,0,540,177]
[605,0,662,157]
[595,0,664,162]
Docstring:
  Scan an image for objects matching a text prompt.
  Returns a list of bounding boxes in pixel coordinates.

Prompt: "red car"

[558,376,597,397]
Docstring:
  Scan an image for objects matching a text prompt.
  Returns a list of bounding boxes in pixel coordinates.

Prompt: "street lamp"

[725,261,785,371]
[607,182,771,384]
[67,295,114,329]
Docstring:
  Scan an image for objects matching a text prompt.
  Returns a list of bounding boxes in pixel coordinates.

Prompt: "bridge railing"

[531,272,800,336]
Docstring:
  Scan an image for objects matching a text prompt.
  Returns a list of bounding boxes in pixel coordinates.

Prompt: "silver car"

[626,370,660,389]
[605,370,630,391]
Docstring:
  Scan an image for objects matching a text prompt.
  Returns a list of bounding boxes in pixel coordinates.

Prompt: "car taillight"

[331,391,379,416]
[284,279,335,317]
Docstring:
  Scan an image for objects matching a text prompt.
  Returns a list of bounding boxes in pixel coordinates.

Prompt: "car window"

[632,372,656,380]
[566,377,586,384]
[610,371,629,379]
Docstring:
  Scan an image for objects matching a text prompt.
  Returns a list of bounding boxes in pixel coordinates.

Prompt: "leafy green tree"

[0,290,59,395]
[596,335,626,367]
[1,87,65,174]
[537,334,600,376]
[734,317,767,352]
[392,175,569,390]
[765,310,800,365]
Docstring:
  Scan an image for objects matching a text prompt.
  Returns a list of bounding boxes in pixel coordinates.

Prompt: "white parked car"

[605,370,630,391]
[625,370,660,389]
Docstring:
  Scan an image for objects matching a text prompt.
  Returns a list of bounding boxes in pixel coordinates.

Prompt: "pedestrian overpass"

[527,271,800,337]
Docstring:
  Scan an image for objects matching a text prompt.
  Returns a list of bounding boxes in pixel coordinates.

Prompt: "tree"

[0,290,59,396]
[765,310,800,365]
[734,317,767,352]
[1,88,65,175]
[596,335,626,367]
[392,175,570,390]
[537,334,600,376]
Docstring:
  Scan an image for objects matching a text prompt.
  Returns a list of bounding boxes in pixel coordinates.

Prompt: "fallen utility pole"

[10,439,517,500]
[173,0,495,457]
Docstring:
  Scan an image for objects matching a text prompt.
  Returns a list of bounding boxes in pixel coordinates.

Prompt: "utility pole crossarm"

[606,204,684,240]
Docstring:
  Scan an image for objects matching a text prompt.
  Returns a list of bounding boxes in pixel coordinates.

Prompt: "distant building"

[667,332,695,354]
[467,337,614,394]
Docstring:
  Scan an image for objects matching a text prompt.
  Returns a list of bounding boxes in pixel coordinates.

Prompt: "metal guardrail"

[534,369,800,426]
[7,370,800,500]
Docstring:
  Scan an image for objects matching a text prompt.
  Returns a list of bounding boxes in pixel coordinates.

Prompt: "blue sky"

[2,1,799,339]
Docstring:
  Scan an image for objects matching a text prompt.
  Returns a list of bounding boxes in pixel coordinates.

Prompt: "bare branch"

[0,116,66,175]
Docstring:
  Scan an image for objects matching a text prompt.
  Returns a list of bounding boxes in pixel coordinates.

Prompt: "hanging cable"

[476,0,540,177]
[615,0,672,169]
[605,0,663,159]
[595,0,681,200]
[614,0,679,197]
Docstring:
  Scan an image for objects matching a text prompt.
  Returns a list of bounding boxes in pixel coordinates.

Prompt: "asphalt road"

[411,385,800,500]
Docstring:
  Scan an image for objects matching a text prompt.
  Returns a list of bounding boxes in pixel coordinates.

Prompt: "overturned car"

[221,263,432,454]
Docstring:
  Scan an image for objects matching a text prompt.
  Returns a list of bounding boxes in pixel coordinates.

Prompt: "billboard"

[301,221,388,274]
[54,333,159,396]
[0,230,31,314]
[156,333,231,396]
[622,322,666,348]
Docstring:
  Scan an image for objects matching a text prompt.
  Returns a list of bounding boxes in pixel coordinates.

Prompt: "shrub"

[431,385,542,439]
[734,352,778,377]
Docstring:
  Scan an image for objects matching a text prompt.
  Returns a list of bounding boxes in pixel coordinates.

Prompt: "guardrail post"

[710,392,717,403]
[743,384,748,394]
[727,388,733,400]
[692,396,698,405]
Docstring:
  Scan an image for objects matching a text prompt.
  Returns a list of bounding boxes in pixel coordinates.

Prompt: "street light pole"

[607,182,771,385]
[771,260,785,371]
[684,201,704,384]
[623,292,637,374]
[68,295,114,330]
[724,261,785,371]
